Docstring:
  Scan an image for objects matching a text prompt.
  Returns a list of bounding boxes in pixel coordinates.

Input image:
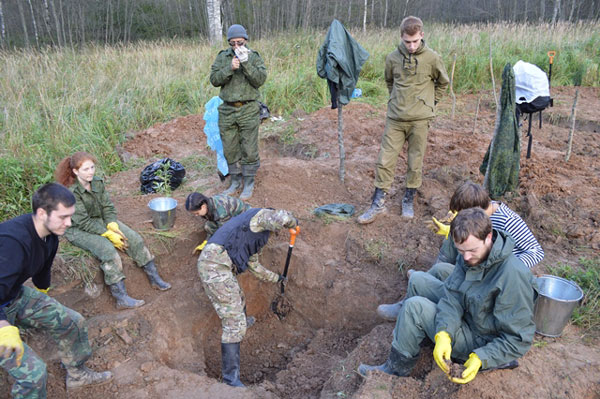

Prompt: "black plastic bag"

[140,158,186,194]
[259,101,270,122]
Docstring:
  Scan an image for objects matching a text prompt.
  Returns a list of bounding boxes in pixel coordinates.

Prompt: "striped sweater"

[490,202,544,268]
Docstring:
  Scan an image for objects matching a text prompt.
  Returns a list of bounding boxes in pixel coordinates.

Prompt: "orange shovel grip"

[547,50,556,64]
[289,226,300,246]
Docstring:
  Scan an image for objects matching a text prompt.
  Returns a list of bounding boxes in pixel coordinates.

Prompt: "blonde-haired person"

[55,152,171,309]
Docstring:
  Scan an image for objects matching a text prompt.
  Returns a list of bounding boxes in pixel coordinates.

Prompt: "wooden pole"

[489,37,498,111]
[565,88,579,162]
[337,93,345,183]
[450,53,457,118]
[472,85,483,135]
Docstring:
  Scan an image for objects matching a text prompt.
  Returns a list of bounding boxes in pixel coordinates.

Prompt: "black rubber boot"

[239,176,255,200]
[109,281,145,310]
[222,174,242,196]
[357,188,387,224]
[358,346,417,377]
[401,188,416,218]
[221,342,245,387]
[143,260,171,291]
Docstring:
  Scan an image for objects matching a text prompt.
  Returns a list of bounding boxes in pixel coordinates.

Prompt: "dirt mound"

[3,88,600,399]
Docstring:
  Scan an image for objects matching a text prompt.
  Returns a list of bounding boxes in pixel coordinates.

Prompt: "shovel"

[271,226,300,319]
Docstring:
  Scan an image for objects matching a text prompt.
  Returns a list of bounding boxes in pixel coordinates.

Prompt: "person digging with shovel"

[196,208,298,387]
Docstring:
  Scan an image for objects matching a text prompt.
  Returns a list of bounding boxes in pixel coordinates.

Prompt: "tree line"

[1,0,598,49]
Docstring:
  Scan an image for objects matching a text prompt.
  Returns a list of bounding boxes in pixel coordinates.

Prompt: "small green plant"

[547,257,600,338]
[533,339,548,349]
[153,160,173,196]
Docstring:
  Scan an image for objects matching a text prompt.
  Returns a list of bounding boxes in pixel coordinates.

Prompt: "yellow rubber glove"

[451,352,482,384]
[192,240,207,255]
[101,230,128,251]
[35,287,49,294]
[106,222,127,240]
[433,331,452,374]
[440,210,458,224]
[0,325,24,366]
[425,217,451,239]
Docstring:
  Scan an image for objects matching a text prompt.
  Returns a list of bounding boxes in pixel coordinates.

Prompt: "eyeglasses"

[229,40,245,47]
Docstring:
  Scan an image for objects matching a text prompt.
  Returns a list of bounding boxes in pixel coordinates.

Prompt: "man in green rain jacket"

[210,24,267,201]
[358,208,536,385]
[358,16,448,223]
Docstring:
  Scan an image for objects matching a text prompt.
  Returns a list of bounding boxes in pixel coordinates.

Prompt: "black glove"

[278,274,288,284]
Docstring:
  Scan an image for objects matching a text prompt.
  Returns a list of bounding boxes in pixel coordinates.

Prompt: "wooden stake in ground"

[450,53,457,118]
[337,95,346,182]
[565,88,579,162]
[472,84,483,135]
[489,37,498,110]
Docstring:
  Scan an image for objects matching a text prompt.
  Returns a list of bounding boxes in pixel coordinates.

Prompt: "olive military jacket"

[435,230,537,370]
[384,40,449,122]
[209,46,267,103]
[67,177,117,235]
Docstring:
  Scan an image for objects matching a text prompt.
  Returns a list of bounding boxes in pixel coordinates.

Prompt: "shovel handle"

[547,50,556,64]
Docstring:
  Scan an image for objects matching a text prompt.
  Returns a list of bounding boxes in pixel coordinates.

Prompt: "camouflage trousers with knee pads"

[1,286,92,399]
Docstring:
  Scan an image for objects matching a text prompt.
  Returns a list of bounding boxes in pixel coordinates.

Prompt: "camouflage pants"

[218,101,260,166]
[66,220,153,286]
[0,286,92,399]
[375,118,429,190]
[197,243,247,343]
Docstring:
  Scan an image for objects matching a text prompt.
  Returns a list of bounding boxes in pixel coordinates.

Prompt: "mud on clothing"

[209,46,267,169]
[203,194,251,237]
[374,40,448,190]
[66,178,153,286]
[0,215,92,398]
[197,209,297,343]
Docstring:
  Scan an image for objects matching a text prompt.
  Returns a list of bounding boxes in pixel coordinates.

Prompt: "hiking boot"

[66,365,113,389]
[358,346,417,377]
[221,342,245,387]
[143,260,171,291]
[239,176,255,200]
[357,188,387,224]
[109,281,145,310]
[401,188,416,218]
[222,174,242,196]
[376,299,405,321]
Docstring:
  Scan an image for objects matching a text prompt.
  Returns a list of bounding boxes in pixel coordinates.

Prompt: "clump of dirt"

[271,293,292,320]
[446,359,466,379]
[3,88,600,399]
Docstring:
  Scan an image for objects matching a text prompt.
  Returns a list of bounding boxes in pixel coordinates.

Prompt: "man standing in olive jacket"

[358,16,448,223]
[358,208,536,384]
[210,24,267,201]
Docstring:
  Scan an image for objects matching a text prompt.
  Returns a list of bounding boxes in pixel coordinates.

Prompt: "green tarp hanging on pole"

[480,63,520,199]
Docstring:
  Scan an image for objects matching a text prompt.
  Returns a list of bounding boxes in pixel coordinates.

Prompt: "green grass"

[546,257,600,338]
[1,22,599,219]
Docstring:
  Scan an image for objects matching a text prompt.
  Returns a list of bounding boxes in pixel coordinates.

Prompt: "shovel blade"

[271,293,292,320]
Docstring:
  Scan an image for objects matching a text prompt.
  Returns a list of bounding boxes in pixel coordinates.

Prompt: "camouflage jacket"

[204,195,251,237]
[68,177,117,235]
[209,46,267,102]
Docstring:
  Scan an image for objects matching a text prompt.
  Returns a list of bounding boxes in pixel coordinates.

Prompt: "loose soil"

[2,87,600,399]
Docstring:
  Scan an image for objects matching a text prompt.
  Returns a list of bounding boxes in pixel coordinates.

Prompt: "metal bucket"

[148,197,177,231]
[534,275,583,337]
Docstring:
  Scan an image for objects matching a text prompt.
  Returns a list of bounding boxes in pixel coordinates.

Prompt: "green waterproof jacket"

[209,47,267,103]
[385,40,449,121]
[204,194,251,237]
[435,230,537,369]
[67,177,117,236]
